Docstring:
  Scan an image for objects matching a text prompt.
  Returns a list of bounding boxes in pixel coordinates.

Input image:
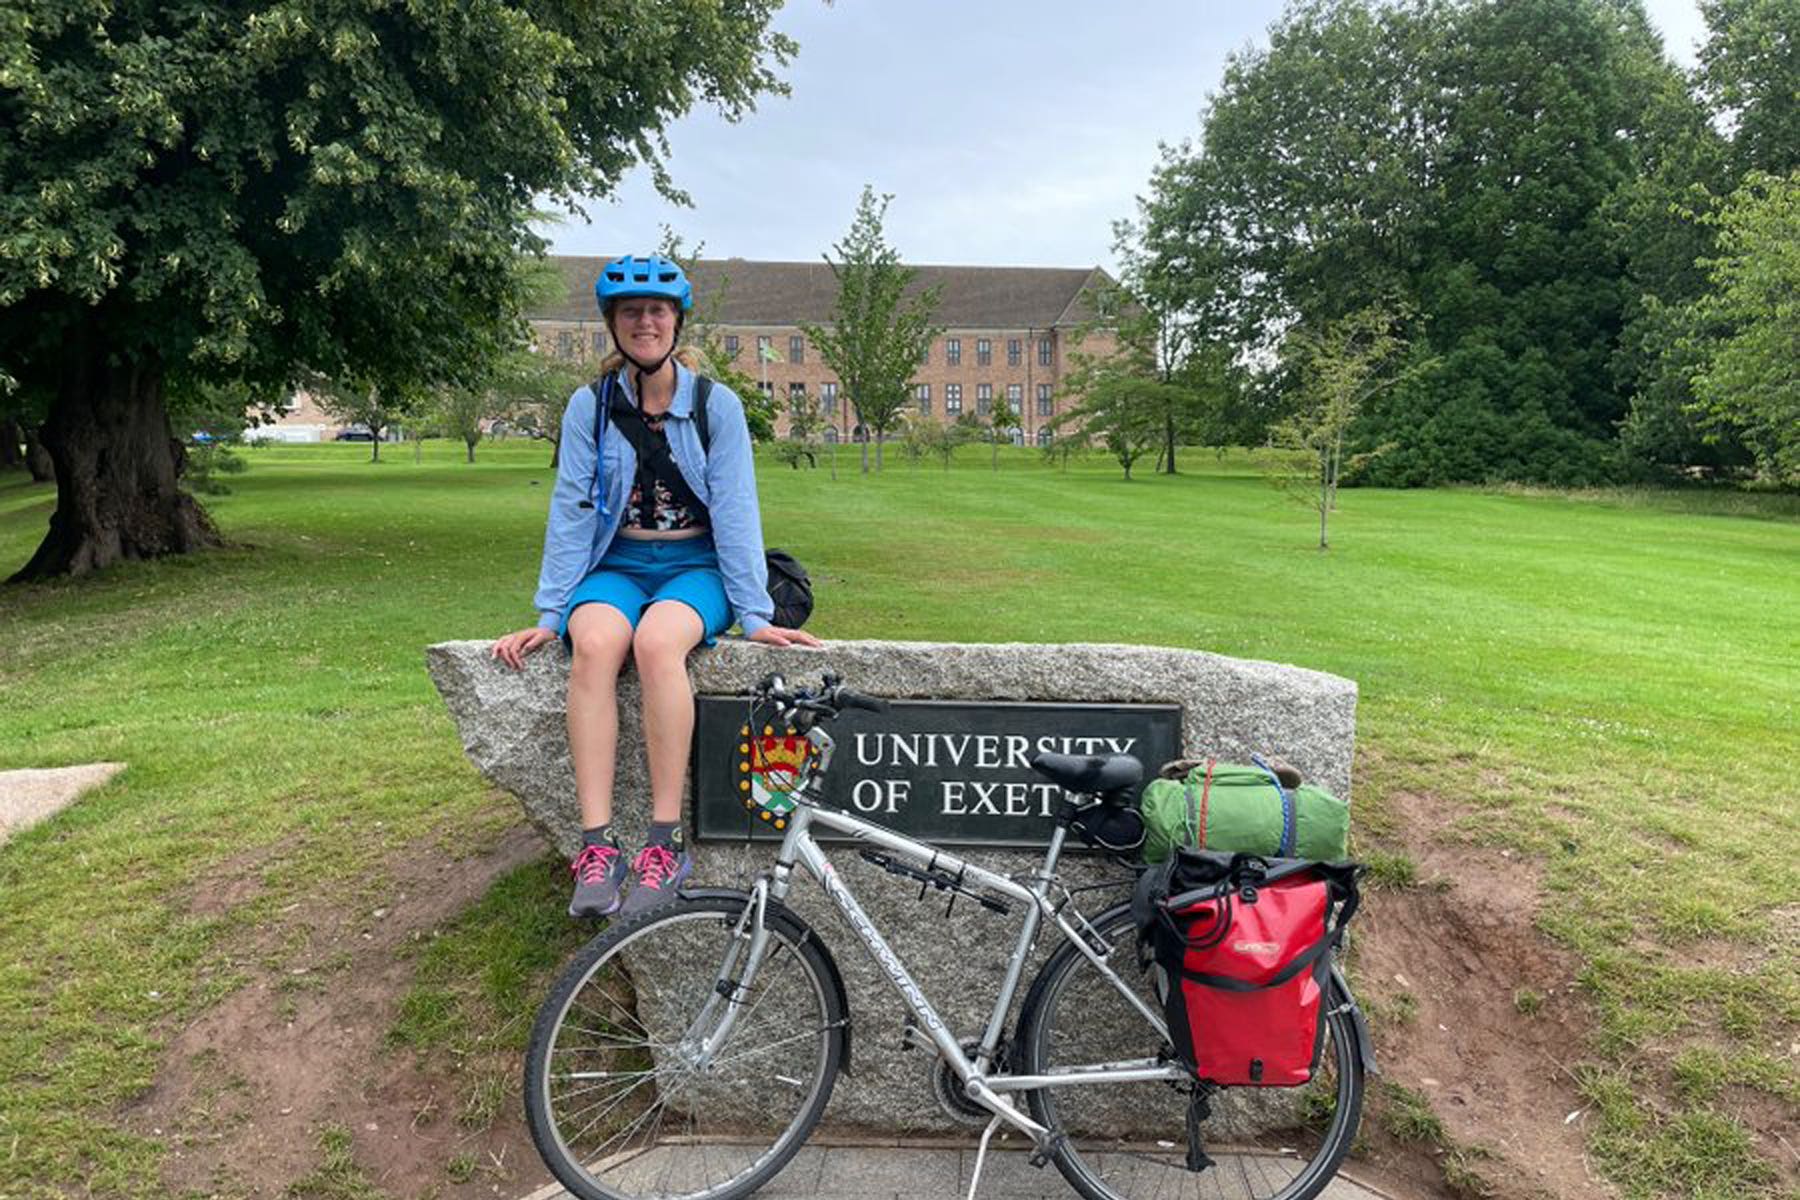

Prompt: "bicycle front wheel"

[523,893,846,1200]
[1016,904,1365,1200]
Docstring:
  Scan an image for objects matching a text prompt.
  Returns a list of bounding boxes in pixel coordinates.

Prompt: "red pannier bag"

[1134,851,1361,1086]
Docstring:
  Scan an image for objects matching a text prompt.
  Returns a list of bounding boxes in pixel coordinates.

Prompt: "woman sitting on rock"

[492,254,820,917]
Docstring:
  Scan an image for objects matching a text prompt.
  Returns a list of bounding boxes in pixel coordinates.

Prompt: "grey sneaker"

[569,842,628,918]
[619,843,693,917]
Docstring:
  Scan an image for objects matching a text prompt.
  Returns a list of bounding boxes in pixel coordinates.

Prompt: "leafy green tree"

[801,187,942,473]
[658,230,776,441]
[1,2,793,581]
[926,418,969,471]
[1266,303,1419,549]
[435,383,493,464]
[1053,364,1170,481]
[1698,0,1800,176]
[1684,171,1800,483]
[983,390,1019,471]
[774,392,825,470]
[312,376,414,464]
[505,354,592,470]
[1604,47,1742,478]
[0,389,52,482]
[1135,0,1685,486]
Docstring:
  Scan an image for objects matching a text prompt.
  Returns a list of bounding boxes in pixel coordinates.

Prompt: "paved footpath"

[0,764,124,846]
[517,1141,1402,1200]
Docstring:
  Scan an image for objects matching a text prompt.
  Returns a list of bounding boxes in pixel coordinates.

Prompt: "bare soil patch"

[1351,790,1617,1200]
[129,821,555,1199]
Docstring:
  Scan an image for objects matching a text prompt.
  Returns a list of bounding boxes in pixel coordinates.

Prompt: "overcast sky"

[543,0,1710,274]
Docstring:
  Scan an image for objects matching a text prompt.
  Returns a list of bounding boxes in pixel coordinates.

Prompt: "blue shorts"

[562,534,732,645]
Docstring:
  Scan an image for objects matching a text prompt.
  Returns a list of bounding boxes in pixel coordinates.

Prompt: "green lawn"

[0,441,1795,1199]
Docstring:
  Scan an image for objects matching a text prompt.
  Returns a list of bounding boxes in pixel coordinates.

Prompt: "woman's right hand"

[493,626,559,670]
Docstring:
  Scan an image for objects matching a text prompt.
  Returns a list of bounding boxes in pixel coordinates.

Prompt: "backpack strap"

[591,369,718,514]
[695,373,714,456]
[609,392,707,514]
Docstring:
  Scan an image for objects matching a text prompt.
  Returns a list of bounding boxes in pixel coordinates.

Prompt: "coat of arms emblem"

[737,723,817,831]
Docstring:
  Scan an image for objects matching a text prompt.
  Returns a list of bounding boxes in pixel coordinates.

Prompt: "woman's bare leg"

[631,601,706,823]
[565,604,635,829]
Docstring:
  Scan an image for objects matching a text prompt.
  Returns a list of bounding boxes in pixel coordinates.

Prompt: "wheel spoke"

[526,897,842,1200]
[1019,906,1363,1200]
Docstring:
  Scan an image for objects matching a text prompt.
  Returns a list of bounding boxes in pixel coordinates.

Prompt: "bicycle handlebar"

[753,672,889,724]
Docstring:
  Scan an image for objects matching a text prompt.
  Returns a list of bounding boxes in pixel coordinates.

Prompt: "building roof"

[535,257,1117,330]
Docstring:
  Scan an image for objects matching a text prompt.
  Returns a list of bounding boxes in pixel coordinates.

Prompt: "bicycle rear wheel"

[1016,904,1365,1200]
[523,894,846,1200]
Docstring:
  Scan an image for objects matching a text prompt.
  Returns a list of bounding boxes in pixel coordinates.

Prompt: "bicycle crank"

[932,1038,1008,1126]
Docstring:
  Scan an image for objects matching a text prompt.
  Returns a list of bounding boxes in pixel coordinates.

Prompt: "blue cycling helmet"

[594,254,693,312]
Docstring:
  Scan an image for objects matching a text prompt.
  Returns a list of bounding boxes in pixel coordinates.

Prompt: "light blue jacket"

[533,364,773,637]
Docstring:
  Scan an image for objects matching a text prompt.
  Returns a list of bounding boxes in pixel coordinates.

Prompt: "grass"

[0,439,1796,1198]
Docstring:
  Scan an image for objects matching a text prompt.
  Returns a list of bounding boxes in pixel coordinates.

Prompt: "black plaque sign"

[691,696,1182,848]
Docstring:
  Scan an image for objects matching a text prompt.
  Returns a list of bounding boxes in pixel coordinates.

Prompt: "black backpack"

[593,372,814,630]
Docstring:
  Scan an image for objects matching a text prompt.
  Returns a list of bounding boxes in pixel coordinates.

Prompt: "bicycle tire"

[524,893,846,1200]
[1016,903,1365,1200]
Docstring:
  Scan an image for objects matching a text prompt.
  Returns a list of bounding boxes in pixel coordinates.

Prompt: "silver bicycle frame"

[694,724,1183,1147]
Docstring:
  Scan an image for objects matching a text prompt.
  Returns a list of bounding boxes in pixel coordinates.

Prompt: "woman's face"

[610,298,678,364]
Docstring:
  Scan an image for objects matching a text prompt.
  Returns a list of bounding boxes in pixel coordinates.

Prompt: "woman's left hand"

[748,625,824,649]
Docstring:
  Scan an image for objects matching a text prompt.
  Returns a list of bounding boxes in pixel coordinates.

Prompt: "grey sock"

[582,824,617,849]
[646,821,683,850]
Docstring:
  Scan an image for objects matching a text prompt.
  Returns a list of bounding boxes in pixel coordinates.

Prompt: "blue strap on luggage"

[1251,754,1296,856]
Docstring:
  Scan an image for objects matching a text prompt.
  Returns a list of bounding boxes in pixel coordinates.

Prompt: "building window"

[557,331,575,359]
[916,383,931,415]
[976,383,993,415]
[1007,338,1022,367]
[1038,336,1053,367]
[946,383,963,415]
[757,335,772,361]
[789,335,804,364]
[1006,383,1023,408]
[946,338,961,367]
[724,334,740,360]
[1037,428,1053,448]
[757,380,774,399]
[820,381,839,416]
[1037,383,1053,416]
[919,342,930,366]
[824,426,839,444]
[976,338,992,366]
[788,382,807,410]
[592,330,609,357]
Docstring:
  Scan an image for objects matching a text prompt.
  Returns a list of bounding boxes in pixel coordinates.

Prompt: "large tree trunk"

[23,423,54,482]
[1163,412,1178,474]
[9,349,220,582]
[0,419,21,471]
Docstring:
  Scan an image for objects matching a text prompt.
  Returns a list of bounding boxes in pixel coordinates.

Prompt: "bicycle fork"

[680,879,776,1069]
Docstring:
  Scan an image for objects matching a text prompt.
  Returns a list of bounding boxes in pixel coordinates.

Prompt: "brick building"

[530,257,1119,446]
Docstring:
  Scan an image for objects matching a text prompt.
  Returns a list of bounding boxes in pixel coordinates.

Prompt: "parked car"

[334,426,375,442]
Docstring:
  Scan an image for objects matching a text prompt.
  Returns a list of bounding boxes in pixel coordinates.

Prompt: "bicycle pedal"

[1027,1131,1066,1170]
[899,1016,932,1053]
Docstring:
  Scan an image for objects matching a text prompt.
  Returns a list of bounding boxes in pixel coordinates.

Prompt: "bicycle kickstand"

[965,1115,1004,1200]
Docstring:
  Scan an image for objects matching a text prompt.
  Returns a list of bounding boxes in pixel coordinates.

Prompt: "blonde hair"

[594,345,706,379]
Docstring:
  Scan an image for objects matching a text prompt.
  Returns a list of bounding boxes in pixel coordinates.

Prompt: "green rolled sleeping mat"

[1139,757,1351,864]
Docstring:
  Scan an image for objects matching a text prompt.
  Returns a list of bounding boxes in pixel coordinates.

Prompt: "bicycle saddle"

[1028,751,1144,800]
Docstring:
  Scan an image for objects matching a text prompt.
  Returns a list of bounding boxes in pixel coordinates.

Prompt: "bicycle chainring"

[932,1038,1006,1126]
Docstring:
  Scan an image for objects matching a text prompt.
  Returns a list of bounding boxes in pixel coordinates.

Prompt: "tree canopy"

[1127,0,1796,487]
[1,0,794,579]
[801,187,941,473]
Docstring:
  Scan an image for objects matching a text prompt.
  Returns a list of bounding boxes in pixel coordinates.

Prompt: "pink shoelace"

[571,843,619,885]
[632,844,680,891]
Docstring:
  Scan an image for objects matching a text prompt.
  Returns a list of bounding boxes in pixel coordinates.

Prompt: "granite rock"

[426,638,1357,1133]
